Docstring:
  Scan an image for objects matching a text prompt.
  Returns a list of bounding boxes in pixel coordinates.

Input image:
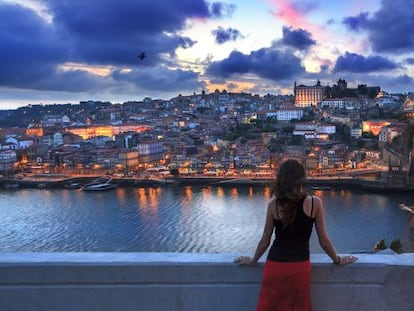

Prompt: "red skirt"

[256,260,311,311]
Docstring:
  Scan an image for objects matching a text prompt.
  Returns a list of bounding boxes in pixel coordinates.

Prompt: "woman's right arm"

[313,196,357,265]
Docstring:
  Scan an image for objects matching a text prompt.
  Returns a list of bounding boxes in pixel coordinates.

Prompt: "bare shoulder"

[304,195,322,218]
[311,195,322,205]
[268,197,277,217]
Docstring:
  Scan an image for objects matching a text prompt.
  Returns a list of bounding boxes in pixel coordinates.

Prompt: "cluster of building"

[1,79,414,178]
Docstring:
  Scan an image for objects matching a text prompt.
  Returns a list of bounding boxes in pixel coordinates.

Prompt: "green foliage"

[390,239,403,254]
[368,88,380,98]
[374,239,387,251]
[267,138,282,153]
[222,123,258,141]
[169,168,179,176]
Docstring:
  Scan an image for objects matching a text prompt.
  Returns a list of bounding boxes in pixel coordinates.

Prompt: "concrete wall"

[0,252,413,311]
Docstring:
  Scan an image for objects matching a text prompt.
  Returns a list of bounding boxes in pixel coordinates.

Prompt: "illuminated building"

[362,121,391,136]
[118,150,140,170]
[294,80,324,107]
[65,124,152,140]
[26,126,44,137]
[403,95,414,119]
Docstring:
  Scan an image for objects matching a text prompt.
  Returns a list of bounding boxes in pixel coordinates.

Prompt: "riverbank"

[1,174,414,192]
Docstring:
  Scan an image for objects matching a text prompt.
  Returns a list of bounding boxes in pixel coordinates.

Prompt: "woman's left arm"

[235,201,274,265]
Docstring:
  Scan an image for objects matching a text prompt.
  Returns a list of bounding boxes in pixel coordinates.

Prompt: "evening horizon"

[1,0,413,110]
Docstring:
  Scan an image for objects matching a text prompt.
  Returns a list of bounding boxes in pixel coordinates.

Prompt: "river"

[0,185,413,254]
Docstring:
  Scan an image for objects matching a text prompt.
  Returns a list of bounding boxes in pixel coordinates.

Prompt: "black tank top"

[267,196,315,262]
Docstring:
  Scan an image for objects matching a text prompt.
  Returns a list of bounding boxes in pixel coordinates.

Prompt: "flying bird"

[138,52,146,60]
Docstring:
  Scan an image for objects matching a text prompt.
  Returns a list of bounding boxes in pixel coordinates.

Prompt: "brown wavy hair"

[271,159,307,228]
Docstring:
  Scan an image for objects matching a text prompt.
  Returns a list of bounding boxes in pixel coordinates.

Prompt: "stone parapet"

[0,252,413,311]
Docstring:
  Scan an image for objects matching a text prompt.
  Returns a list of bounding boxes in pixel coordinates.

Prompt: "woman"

[235,159,357,311]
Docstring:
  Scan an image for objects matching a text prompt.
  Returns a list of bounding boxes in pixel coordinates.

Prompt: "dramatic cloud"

[43,0,233,65]
[0,0,234,95]
[280,26,316,50]
[206,48,305,80]
[112,66,205,92]
[343,0,414,53]
[342,12,370,32]
[363,74,414,91]
[333,52,398,73]
[211,27,244,44]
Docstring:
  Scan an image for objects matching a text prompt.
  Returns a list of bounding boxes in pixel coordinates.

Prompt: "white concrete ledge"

[0,252,413,311]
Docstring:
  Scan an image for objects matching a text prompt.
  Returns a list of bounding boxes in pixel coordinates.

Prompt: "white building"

[319,98,361,110]
[276,107,304,121]
[41,115,71,127]
[0,150,17,171]
[379,126,402,144]
[350,128,362,139]
[293,123,336,138]
[53,132,64,146]
[375,92,401,108]
[263,107,304,121]
[5,135,34,150]
[136,141,163,156]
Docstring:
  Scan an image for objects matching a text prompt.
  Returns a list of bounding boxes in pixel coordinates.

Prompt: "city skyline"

[1,0,413,110]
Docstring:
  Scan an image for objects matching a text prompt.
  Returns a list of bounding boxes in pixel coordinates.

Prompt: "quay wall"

[2,175,414,192]
[0,252,413,311]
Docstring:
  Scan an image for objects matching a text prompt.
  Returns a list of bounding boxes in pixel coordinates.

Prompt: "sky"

[1,0,413,110]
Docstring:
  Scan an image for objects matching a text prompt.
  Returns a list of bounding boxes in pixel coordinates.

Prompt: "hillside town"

[1,79,414,186]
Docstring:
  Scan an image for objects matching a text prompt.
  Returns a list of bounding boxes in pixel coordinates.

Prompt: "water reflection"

[0,186,413,253]
[136,187,159,222]
[217,187,224,198]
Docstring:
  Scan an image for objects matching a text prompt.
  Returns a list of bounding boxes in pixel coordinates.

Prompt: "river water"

[0,185,413,254]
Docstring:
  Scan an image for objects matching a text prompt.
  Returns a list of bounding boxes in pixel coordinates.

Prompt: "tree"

[390,239,403,254]
[374,239,387,251]
[170,168,179,176]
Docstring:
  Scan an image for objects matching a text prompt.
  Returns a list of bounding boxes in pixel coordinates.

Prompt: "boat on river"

[3,182,19,190]
[311,185,331,190]
[65,182,82,189]
[399,203,414,214]
[82,177,117,191]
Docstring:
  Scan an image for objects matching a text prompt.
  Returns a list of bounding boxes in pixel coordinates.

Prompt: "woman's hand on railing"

[234,256,256,266]
[336,255,358,265]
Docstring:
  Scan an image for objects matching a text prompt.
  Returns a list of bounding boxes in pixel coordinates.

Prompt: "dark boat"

[311,185,331,190]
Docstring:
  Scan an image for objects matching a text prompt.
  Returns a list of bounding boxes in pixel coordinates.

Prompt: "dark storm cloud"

[280,26,316,50]
[342,12,370,32]
[211,27,244,44]
[363,74,414,92]
[112,66,205,92]
[206,48,305,80]
[0,3,68,87]
[392,74,414,85]
[343,0,414,53]
[333,52,398,73]
[44,0,234,65]
[1,0,232,95]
